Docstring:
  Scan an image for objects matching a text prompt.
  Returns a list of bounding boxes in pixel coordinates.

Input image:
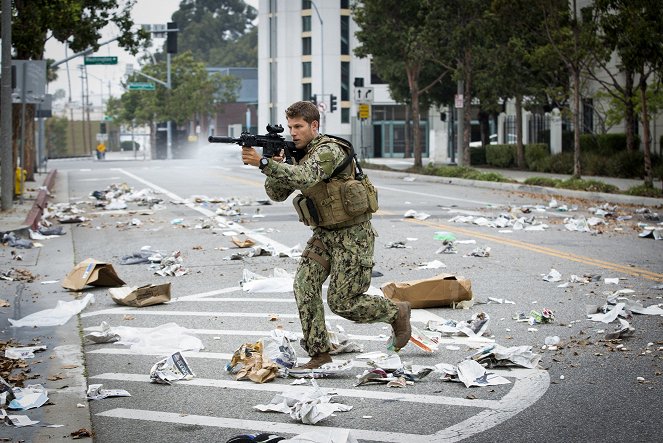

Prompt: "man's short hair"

[285,101,320,124]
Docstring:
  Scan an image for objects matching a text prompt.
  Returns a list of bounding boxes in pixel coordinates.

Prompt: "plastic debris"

[8,294,95,328]
[8,384,48,410]
[542,268,562,282]
[84,321,120,344]
[4,346,47,360]
[241,268,294,293]
[604,319,635,340]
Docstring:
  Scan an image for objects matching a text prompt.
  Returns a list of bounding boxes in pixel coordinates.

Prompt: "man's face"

[287,116,318,150]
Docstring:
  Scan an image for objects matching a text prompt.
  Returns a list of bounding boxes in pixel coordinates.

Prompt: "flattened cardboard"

[381,273,473,309]
[62,258,126,291]
[109,283,171,307]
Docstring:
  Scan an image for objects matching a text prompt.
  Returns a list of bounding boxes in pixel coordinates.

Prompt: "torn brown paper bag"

[381,273,473,309]
[62,258,126,291]
[109,283,171,307]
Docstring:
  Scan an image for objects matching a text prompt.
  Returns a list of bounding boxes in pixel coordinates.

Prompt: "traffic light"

[167,22,178,54]
[310,94,317,105]
[330,94,337,113]
[100,122,107,134]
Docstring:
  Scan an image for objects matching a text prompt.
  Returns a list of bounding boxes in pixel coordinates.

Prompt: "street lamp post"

[310,1,324,134]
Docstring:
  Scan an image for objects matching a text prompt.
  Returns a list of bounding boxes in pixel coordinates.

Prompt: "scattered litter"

[227,341,280,383]
[403,210,430,220]
[110,322,204,353]
[288,360,354,378]
[604,278,620,285]
[438,360,511,387]
[427,312,490,338]
[4,346,47,360]
[84,321,120,344]
[254,379,352,425]
[8,384,49,410]
[61,258,125,291]
[465,246,491,257]
[86,384,131,401]
[385,241,409,249]
[542,269,562,282]
[109,283,171,307]
[433,231,456,242]
[417,260,447,269]
[470,344,541,368]
[487,297,515,304]
[638,227,663,240]
[604,319,635,340]
[150,351,195,384]
[544,336,560,346]
[382,273,473,308]
[241,268,294,293]
[1,232,33,249]
[9,294,95,328]
[153,250,189,277]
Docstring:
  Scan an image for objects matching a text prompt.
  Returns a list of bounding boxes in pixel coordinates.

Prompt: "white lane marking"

[90,372,498,408]
[94,367,549,442]
[94,408,423,442]
[116,168,292,255]
[81,305,444,324]
[378,185,495,206]
[78,176,122,181]
[174,286,242,301]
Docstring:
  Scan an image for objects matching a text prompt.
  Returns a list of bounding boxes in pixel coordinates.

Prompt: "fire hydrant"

[15,166,27,195]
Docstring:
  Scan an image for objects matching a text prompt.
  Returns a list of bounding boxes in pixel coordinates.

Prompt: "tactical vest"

[293,135,378,230]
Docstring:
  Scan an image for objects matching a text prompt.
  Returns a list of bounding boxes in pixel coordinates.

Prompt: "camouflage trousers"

[294,220,399,356]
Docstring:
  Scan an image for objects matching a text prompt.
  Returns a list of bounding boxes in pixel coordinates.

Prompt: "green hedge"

[579,133,639,155]
[485,144,515,167]
[524,144,550,171]
[470,147,487,165]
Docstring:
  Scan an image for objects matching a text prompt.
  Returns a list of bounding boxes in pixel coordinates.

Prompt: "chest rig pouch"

[293,136,378,230]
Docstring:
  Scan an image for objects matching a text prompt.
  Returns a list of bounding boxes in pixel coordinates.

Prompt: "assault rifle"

[208,124,301,164]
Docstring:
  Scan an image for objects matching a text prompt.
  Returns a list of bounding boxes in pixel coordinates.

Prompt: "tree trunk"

[515,95,525,169]
[462,67,472,167]
[12,103,36,182]
[406,66,423,168]
[404,104,411,159]
[624,71,637,152]
[639,77,652,187]
[572,67,582,179]
[478,110,489,148]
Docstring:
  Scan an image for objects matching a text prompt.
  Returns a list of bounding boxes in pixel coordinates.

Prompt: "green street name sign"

[128,82,156,91]
[84,56,118,65]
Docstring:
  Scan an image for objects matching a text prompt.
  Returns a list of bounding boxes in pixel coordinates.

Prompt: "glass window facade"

[341,61,350,101]
[302,15,311,32]
[302,61,312,78]
[302,37,311,55]
[303,83,312,101]
[340,16,349,55]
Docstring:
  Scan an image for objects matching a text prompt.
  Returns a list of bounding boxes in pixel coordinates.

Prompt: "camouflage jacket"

[262,134,348,202]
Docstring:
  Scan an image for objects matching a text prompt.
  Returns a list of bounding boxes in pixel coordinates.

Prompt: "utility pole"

[1,0,13,210]
[310,1,325,134]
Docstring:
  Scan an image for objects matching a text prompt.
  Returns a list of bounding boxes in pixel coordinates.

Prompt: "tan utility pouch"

[293,194,320,227]
[340,177,379,216]
[362,176,379,213]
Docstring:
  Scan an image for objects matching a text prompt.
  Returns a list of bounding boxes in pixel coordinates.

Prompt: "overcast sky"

[45,0,258,112]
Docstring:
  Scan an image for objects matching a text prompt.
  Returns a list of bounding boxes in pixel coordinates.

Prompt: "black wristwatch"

[259,157,269,170]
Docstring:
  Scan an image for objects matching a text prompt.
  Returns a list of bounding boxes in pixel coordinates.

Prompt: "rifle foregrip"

[208,136,238,143]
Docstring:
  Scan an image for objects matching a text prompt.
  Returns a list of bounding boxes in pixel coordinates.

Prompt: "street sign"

[359,103,370,119]
[454,94,464,108]
[84,56,118,65]
[355,87,374,103]
[317,102,327,113]
[128,82,156,91]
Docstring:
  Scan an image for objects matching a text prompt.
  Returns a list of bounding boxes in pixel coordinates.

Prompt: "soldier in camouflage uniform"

[241,101,411,369]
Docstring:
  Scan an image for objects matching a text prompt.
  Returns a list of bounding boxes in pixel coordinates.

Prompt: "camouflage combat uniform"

[262,134,399,356]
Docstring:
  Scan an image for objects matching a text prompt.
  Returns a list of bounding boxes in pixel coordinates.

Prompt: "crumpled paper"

[437,360,511,388]
[150,351,195,384]
[470,344,541,369]
[227,341,279,383]
[254,379,352,424]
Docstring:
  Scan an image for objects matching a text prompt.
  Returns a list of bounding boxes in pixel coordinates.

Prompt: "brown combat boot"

[391,301,412,351]
[297,352,333,369]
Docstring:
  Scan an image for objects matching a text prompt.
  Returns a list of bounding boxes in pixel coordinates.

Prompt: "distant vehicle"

[469,133,516,147]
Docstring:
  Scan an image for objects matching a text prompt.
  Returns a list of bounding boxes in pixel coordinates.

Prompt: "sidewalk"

[1,170,93,440]
[367,157,662,206]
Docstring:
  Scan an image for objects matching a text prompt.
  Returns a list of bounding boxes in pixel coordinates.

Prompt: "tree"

[353,0,449,167]
[1,0,149,182]
[590,0,663,187]
[169,0,257,67]
[538,0,596,179]
[106,51,240,147]
[45,115,68,157]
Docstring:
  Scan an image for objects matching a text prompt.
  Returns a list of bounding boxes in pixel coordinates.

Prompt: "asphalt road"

[34,148,663,442]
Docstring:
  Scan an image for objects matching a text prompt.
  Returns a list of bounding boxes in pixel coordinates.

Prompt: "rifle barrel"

[208,136,239,143]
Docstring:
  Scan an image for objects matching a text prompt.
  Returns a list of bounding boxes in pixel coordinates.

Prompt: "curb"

[368,168,663,207]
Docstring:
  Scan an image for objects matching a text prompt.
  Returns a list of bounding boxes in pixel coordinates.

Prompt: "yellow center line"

[376,212,662,282]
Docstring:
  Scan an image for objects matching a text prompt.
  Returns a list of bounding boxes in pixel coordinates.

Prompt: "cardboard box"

[62,258,126,291]
[381,273,473,309]
[109,283,171,307]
